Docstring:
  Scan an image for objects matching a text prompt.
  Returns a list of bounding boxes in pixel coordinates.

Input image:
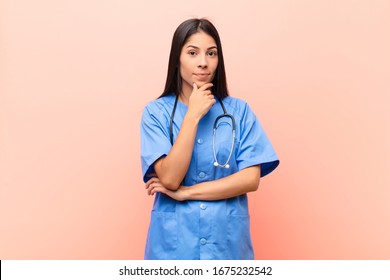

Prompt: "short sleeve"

[236,103,279,177]
[140,104,172,183]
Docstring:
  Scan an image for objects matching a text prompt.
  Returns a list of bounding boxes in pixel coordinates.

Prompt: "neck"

[179,85,192,105]
[179,93,190,105]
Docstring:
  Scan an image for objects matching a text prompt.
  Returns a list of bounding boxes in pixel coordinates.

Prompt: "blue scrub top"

[140,94,279,260]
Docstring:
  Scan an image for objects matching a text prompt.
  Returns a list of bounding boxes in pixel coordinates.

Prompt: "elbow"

[248,178,260,192]
[153,159,182,190]
[159,176,181,191]
[246,166,261,192]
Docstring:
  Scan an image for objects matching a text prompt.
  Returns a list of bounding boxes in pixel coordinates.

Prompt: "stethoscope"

[169,95,236,168]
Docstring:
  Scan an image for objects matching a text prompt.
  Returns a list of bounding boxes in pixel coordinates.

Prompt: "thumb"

[192,83,198,91]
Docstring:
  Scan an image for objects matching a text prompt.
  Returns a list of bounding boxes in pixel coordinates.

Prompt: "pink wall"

[1,0,389,259]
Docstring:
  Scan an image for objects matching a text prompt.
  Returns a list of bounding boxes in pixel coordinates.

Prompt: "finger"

[146,183,152,194]
[147,181,165,195]
[208,97,216,105]
[147,182,158,195]
[151,185,167,196]
[145,181,151,189]
[192,83,198,91]
[147,185,153,195]
[145,177,160,188]
[145,178,154,188]
[198,83,213,91]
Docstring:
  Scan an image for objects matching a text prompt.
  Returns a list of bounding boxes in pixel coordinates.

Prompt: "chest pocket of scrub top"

[214,120,238,169]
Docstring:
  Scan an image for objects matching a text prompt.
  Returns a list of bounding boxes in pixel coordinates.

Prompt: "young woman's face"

[179,31,218,95]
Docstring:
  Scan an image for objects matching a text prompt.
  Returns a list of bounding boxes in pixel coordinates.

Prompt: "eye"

[188,50,197,56]
[208,51,218,57]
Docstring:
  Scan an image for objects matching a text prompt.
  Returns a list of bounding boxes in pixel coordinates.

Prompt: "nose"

[198,54,208,68]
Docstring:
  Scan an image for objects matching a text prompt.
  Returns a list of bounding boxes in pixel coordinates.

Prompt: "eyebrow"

[186,45,217,50]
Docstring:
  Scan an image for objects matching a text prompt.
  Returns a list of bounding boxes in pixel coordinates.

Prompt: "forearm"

[183,165,261,200]
[153,113,199,190]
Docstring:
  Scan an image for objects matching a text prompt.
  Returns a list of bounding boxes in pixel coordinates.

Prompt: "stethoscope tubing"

[170,95,236,168]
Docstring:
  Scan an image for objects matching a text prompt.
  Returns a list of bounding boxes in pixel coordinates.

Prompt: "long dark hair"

[159,18,229,99]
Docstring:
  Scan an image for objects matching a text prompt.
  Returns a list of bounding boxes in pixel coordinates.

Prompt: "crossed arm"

[151,83,216,190]
[148,83,261,201]
[145,165,260,201]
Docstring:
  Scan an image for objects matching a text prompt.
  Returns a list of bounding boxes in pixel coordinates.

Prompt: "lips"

[194,73,210,80]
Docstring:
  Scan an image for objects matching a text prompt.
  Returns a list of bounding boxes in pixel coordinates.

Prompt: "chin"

[194,80,211,87]
[194,81,204,87]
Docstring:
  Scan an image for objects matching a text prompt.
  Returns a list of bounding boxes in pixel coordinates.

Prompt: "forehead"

[184,31,217,48]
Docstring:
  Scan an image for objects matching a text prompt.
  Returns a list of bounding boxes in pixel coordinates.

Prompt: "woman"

[140,18,279,260]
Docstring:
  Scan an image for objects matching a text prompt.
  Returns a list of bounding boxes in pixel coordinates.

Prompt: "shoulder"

[144,94,175,112]
[141,95,176,127]
[142,94,176,118]
[223,96,248,109]
[222,96,253,119]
